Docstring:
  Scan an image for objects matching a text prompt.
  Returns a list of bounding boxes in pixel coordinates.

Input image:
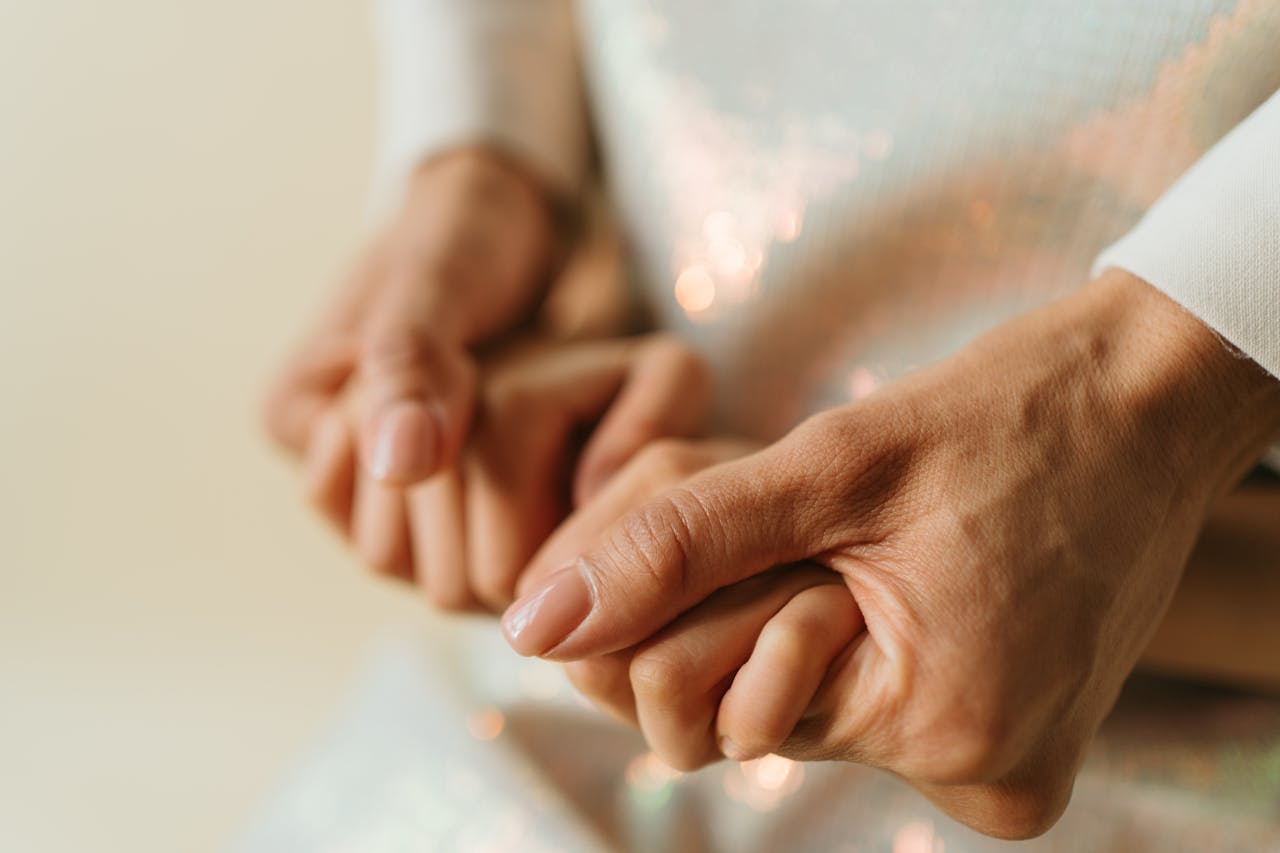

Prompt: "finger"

[630,565,837,771]
[356,152,554,486]
[356,310,477,487]
[716,582,863,762]
[352,467,414,582]
[462,338,648,609]
[501,439,825,660]
[517,438,758,598]
[261,241,386,454]
[303,407,358,534]
[573,336,712,506]
[563,651,639,726]
[407,468,479,612]
[263,337,359,455]
[464,419,565,612]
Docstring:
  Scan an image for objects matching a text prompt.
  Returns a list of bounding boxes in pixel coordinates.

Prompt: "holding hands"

[503,270,1280,838]
[265,155,1280,840]
[263,147,712,610]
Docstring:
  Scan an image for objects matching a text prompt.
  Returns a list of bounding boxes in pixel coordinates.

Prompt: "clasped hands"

[264,151,1280,839]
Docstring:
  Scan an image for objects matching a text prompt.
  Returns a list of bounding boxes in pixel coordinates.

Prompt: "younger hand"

[262,147,556,487]
[306,334,713,611]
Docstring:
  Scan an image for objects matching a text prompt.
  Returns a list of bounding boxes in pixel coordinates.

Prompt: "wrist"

[1076,269,1280,499]
[395,146,558,345]
[409,146,552,206]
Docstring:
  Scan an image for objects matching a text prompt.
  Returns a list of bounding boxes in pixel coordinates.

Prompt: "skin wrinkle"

[645,489,702,602]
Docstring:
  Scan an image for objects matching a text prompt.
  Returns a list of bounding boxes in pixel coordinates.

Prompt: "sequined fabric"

[580,0,1280,438]
[238,625,1280,851]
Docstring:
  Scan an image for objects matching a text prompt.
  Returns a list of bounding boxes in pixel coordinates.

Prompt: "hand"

[261,147,556,486]
[501,270,1280,838]
[516,437,864,749]
[306,334,713,611]
[517,435,803,727]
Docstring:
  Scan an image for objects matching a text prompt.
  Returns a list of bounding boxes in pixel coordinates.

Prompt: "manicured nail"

[368,401,437,482]
[501,564,593,657]
[718,736,753,762]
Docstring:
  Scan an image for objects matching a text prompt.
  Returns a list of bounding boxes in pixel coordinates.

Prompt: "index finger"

[501,442,822,660]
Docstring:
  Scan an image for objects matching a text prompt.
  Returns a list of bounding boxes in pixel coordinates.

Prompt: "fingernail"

[501,564,593,657]
[718,736,753,762]
[369,401,437,482]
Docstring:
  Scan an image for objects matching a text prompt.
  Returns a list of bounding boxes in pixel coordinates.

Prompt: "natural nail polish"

[369,400,436,482]
[502,564,593,657]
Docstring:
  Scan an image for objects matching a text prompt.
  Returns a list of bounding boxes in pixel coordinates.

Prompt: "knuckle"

[753,633,810,692]
[361,329,427,374]
[633,438,700,482]
[630,645,697,704]
[565,658,627,704]
[605,494,697,601]
[482,376,551,424]
[764,604,833,657]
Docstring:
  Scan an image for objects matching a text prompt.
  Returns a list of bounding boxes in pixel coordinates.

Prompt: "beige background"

[0,2,426,850]
[5,3,1280,852]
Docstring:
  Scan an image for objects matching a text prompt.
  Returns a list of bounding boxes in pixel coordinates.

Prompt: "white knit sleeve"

[1091,89,1280,470]
[1092,89,1280,377]
[370,0,588,217]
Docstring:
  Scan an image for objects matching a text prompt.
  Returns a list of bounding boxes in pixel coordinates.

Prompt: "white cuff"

[370,0,588,219]
[1091,89,1280,472]
[1091,88,1280,379]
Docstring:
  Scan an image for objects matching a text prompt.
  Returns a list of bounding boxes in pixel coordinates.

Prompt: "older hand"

[501,270,1280,838]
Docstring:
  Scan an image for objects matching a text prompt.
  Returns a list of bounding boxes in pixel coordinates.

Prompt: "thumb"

[500,442,820,660]
[356,268,478,485]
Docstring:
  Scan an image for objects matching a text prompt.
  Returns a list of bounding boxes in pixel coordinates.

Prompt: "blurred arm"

[370,0,589,216]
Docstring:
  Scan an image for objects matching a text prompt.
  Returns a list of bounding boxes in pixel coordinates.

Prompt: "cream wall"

[0,3,424,850]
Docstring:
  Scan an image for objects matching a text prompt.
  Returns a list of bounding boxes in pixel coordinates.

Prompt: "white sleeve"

[1092,89,1280,380]
[370,0,588,216]
[1091,89,1280,470]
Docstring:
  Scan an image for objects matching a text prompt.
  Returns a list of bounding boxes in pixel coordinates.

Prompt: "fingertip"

[500,564,594,658]
[364,400,440,484]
